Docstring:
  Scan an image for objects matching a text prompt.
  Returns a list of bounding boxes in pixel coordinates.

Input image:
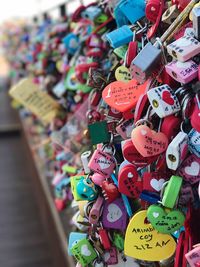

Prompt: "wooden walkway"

[0,87,54,267]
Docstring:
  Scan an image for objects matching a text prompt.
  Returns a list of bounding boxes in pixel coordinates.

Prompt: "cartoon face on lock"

[76,177,98,201]
[147,84,180,118]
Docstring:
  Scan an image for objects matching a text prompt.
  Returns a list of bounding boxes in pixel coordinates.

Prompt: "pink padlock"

[89,196,104,224]
[185,245,200,267]
[165,60,198,84]
[88,148,116,178]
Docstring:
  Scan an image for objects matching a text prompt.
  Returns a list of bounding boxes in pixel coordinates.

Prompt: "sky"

[0,0,92,23]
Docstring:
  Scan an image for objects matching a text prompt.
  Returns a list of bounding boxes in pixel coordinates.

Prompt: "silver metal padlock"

[166,131,188,171]
[193,6,200,40]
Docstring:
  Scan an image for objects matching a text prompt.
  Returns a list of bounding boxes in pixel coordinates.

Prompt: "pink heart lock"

[179,154,200,184]
[102,198,127,231]
[131,125,168,157]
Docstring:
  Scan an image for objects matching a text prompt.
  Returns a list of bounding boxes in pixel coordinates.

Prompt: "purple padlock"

[179,154,200,184]
[102,198,127,230]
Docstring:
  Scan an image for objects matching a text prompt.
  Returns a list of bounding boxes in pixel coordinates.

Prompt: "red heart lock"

[162,90,175,105]
[118,165,142,198]
[101,181,120,203]
[102,80,148,113]
[161,115,181,141]
[191,99,200,133]
[122,139,157,167]
[143,172,167,193]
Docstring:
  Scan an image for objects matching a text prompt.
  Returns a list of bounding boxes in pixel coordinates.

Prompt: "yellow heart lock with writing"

[124,210,176,261]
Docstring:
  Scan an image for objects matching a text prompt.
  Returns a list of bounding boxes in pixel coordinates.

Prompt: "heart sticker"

[107,203,123,222]
[125,210,176,261]
[102,80,148,112]
[131,125,168,157]
[118,165,142,198]
[143,172,167,193]
[98,157,111,170]
[150,178,165,192]
[147,205,185,234]
[102,198,127,230]
[162,91,175,105]
[81,244,92,256]
[122,139,157,167]
[179,154,200,184]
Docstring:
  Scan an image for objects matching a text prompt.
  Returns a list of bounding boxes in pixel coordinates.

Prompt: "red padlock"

[101,181,120,203]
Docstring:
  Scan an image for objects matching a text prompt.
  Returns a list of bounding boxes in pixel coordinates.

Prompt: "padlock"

[162,5,180,24]
[114,0,145,27]
[188,128,200,157]
[98,227,111,250]
[118,164,142,198]
[178,183,194,206]
[71,238,98,267]
[88,148,116,178]
[166,131,188,170]
[185,245,200,267]
[105,26,134,49]
[167,35,200,62]
[193,6,200,40]
[101,180,120,203]
[146,0,162,22]
[142,172,166,193]
[81,6,102,20]
[113,232,124,252]
[165,59,199,84]
[116,119,134,139]
[81,151,92,174]
[62,33,79,55]
[179,154,200,183]
[103,247,118,265]
[102,198,128,230]
[130,42,162,83]
[89,196,104,224]
[76,176,98,201]
[162,175,183,209]
[160,115,181,141]
[68,232,87,255]
[88,120,110,145]
[147,84,181,118]
[191,95,200,133]
[71,175,87,201]
[126,41,138,67]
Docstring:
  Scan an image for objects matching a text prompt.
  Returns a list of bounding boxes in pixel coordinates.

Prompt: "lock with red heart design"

[147,84,181,118]
[118,164,142,198]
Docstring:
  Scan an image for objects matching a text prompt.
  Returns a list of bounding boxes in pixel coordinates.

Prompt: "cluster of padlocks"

[3,0,200,266]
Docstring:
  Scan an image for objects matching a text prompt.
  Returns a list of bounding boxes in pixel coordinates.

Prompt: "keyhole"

[168,154,176,162]
[172,50,177,58]
[172,71,177,78]
[152,99,159,108]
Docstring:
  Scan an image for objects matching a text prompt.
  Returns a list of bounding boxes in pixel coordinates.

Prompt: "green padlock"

[113,232,124,252]
[162,175,182,209]
[70,175,86,201]
[114,45,128,59]
[88,121,110,145]
[71,238,97,267]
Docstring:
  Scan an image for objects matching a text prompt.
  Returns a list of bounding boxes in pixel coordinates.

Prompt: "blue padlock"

[114,0,145,27]
[188,128,200,157]
[68,232,87,255]
[140,191,161,204]
[81,6,102,20]
[55,177,71,199]
[62,33,79,55]
[77,177,98,201]
[105,25,134,49]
